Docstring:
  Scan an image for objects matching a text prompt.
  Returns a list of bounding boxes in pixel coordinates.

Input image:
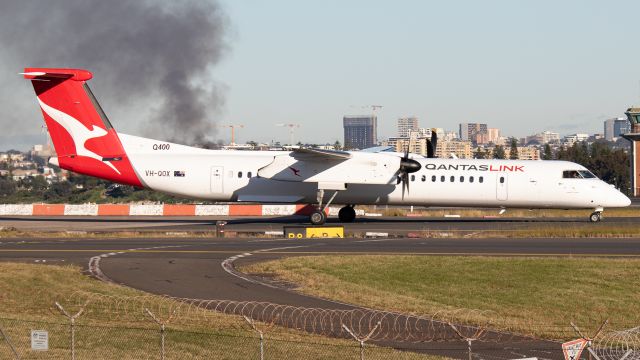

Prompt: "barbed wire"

[594,326,640,360]
[29,291,627,347]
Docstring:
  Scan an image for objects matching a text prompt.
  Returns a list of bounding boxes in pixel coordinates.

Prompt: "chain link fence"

[0,292,637,360]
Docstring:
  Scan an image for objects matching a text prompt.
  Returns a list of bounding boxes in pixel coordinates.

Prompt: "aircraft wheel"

[589,212,602,223]
[310,210,326,226]
[338,206,356,223]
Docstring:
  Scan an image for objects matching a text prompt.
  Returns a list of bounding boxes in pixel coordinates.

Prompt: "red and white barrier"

[0,203,367,217]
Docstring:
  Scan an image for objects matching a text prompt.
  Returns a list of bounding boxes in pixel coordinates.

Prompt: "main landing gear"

[338,205,356,223]
[589,207,604,223]
[309,188,340,226]
[309,187,355,225]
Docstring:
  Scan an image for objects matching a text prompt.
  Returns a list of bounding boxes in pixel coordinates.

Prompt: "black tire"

[338,206,356,223]
[310,210,326,225]
[589,212,601,223]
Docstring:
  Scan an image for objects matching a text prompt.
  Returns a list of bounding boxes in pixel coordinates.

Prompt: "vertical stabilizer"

[23,68,142,187]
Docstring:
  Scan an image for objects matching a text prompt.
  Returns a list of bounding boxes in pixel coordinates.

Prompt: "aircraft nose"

[611,190,631,207]
[621,193,632,207]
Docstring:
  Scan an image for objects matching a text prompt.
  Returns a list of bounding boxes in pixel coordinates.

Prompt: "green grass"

[242,255,640,339]
[0,262,436,359]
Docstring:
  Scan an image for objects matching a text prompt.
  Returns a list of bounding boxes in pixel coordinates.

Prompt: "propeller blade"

[403,139,409,159]
[429,128,438,158]
[401,172,410,199]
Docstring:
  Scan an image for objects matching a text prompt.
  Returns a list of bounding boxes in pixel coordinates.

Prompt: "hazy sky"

[2,0,640,149]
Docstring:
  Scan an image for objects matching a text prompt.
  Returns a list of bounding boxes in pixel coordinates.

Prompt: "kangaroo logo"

[37,98,121,174]
[288,166,301,177]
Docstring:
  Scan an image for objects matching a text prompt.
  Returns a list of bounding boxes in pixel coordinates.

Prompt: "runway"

[2,217,640,359]
[1,214,638,234]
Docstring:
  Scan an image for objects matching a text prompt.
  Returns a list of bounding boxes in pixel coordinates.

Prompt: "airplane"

[21,68,631,225]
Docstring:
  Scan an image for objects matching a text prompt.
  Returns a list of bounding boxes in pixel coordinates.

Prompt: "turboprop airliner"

[22,68,631,225]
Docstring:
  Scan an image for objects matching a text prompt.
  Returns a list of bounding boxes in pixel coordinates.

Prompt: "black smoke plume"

[0,0,229,145]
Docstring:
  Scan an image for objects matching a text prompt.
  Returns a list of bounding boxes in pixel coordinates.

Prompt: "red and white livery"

[23,68,631,224]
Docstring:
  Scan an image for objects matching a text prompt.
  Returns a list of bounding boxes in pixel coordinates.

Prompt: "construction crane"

[349,105,384,113]
[276,123,300,146]
[219,124,244,145]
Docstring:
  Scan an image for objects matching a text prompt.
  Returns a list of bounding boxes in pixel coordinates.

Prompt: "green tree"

[509,138,519,160]
[543,144,553,160]
[333,140,342,150]
[474,147,487,159]
[43,182,73,201]
[493,145,506,159]
[0,178,16,197]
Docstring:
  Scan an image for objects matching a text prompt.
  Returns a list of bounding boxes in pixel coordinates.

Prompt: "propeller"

[426,128,438,158]
[397,132,422,199]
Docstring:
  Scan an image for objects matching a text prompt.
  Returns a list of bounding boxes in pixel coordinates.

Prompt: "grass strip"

[242,255,640,340]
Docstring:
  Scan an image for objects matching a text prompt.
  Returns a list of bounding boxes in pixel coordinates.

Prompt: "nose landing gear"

[589,207,604,222]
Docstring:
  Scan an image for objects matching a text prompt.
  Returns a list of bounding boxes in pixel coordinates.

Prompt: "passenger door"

[496,173,508,201]
[210,166,224,194]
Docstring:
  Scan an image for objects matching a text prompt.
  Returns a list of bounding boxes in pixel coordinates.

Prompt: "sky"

[2,0,640,149]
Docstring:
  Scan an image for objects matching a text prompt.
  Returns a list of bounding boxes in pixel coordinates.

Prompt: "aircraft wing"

[258,150,400,185]
[292,147,351,159]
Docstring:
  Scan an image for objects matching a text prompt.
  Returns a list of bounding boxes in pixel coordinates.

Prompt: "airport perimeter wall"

[0,204,365,217]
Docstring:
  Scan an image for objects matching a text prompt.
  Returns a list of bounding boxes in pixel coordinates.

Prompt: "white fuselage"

[119,134,631,210]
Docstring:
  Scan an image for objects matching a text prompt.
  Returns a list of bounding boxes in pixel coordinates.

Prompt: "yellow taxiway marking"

[0,249,639,257]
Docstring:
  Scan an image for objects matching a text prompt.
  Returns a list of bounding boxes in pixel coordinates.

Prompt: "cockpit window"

[578,170,596,179]
[563,170,597,179]
[563,170,581,179]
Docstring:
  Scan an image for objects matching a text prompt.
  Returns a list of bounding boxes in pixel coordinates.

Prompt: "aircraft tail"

[22,68,142,187]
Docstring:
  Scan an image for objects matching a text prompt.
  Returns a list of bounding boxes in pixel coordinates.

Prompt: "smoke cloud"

[0,0,229,145]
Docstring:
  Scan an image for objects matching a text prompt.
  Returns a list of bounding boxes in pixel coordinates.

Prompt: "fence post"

[342,321,381,360]
[0,323,20,360]
[243,316,266,360]
[55,301,88,360]
[570,320,608,360]
[144,308,177,360]
[447,322,486,360]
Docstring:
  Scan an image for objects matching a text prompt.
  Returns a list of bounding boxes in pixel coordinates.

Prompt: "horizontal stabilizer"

[21,68,93,81]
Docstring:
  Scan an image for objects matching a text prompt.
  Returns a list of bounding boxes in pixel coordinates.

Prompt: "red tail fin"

[23,68,142,187]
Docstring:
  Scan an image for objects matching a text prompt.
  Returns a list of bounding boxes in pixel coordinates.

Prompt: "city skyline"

[2,1,640,150]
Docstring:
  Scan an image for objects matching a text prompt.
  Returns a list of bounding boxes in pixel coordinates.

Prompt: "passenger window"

[500,177,504,184]
[450,176,455,182]
[432,175,436,182]
[421,175,426,182]
[460,176,464,182]
[238,171,243,178]
[479,176,484,183]
[247,172,252,178]
[470,176,474,183]
[441,176,445,182]
[411,175,415,182]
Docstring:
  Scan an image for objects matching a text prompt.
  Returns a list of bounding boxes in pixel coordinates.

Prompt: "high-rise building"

[343,115,377,150]
[397,117,419,137]
[459,123,488,144]
[604,117,630,141]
